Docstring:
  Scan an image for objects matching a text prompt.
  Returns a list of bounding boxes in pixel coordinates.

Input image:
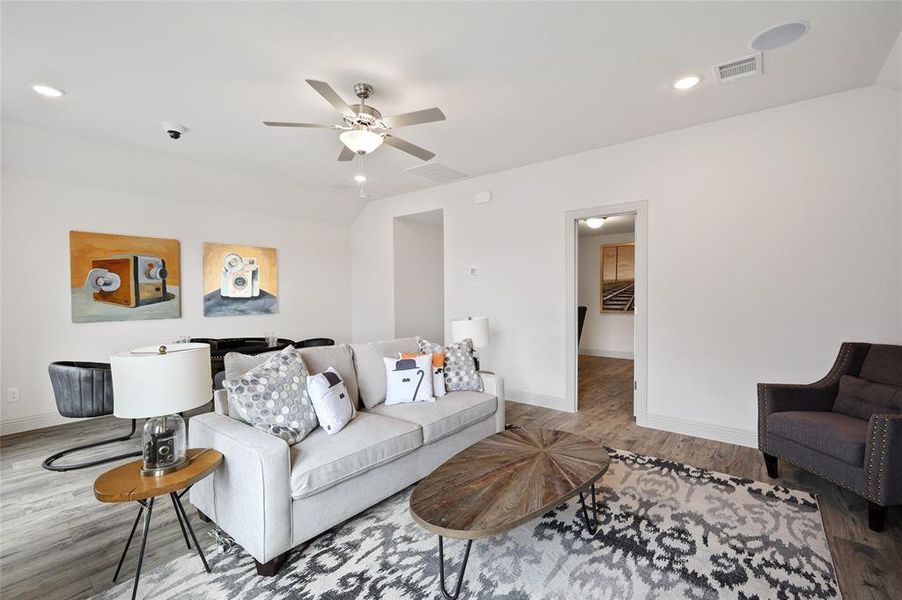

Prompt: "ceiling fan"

[264,80,445,162]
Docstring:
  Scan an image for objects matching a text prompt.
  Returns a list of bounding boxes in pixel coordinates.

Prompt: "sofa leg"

[196,511,211,523]
[255,552,288,577]
[763,453,779,478]
[868,502,887,532]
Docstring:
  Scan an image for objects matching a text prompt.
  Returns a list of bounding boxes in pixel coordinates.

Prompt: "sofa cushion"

[350,337,420,409]
[298,344,359,410]
[834,375,902,421]
[288,411,422,499]
[859,344,902,388]
[368,391,496,444]
[767,411,868,466]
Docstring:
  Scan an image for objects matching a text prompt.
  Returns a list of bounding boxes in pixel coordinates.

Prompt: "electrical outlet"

[7,387,20,403]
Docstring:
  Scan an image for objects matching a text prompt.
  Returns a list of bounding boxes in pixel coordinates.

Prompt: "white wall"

[0,173,351,433]
[351,86,902,445]
[393,215,444,342]
[578,232,635,358]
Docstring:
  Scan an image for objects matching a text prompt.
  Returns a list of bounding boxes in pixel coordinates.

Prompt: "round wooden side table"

[94,448,223,600]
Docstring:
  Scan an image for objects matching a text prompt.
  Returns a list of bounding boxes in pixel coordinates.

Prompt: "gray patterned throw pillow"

[416,337,483,393]
[224,346,318,445]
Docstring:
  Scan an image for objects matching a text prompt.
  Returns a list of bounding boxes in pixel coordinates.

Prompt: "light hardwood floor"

[0,356,898,599]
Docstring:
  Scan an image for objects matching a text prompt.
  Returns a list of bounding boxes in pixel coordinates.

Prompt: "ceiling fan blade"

[338,145,356,161]
[383,107,446,128]
[306,79,355,117]
[383,135,435,161]
[263,121,334,128]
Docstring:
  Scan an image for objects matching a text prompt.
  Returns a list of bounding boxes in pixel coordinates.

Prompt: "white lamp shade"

[111,343,212,418]
[451,317,490,348]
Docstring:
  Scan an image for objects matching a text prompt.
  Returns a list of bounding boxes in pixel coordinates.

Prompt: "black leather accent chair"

[293,338,336,349]
[758,343,902,531]
[43,362,141,471]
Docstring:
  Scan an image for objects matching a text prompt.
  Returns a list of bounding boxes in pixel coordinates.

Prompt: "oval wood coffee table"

[410,428,610,599]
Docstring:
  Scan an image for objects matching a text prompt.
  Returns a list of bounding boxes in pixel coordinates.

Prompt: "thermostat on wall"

[474,191,492,205]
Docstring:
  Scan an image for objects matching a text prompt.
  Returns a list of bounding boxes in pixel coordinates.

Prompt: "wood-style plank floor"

[0,356,898,599]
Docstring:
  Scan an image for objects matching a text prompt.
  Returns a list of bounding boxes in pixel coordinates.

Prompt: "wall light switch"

[7,387,19,403]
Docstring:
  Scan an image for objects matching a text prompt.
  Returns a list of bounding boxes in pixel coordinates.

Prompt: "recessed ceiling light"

[672,75,702,91]
[32,84,64,98]
[584,217,606,229]
[751,21,809,51]
[354,174,367,183]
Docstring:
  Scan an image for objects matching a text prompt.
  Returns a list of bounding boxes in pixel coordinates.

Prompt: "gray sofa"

[758,342,902,531]
[189,337,505,575]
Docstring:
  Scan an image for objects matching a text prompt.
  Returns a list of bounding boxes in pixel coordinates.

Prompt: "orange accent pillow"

[401,352,446,397]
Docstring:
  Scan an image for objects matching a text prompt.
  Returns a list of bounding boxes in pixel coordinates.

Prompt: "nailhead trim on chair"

[757,343,898,504]
[866,415,899,505]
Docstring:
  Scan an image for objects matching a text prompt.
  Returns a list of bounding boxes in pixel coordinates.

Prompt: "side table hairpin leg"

[112,485,209,600]
[171,489,211,573]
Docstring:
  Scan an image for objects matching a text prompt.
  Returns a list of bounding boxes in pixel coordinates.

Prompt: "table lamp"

[451,316,490,370]
[111,343,212,476]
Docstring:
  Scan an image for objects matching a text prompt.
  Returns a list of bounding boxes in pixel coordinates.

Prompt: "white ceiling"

[578,214,636,237]
[2,2,900,219]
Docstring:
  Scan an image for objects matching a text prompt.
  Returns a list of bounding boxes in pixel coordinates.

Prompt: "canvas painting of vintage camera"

[203,242,278,317]
[70,231,181,323]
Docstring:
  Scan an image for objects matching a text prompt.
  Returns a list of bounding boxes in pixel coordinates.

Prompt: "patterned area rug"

[95,448,841,599]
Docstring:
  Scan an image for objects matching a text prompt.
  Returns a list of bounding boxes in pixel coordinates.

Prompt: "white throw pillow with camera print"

[384,354,434,405]
[306,367,356,435]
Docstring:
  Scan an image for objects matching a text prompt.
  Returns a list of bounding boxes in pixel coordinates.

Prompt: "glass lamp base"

[141,413,188,477]
[140,455,189,477]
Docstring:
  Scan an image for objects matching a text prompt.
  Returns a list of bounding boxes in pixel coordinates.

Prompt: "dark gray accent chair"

[758,343,902,531]
[43,361,141,471]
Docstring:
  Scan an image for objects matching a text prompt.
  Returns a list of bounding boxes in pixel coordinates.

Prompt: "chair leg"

[255,552,288,577]
[42,419,141,472]
[763,453,779,478]
[868,502,887,532]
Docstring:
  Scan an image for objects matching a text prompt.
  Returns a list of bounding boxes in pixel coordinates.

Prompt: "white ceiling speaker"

[751,21,810,51]
[714,53,762,84]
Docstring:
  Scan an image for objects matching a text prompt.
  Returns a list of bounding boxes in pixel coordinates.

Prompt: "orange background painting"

[202,242,278,295]
[70,231,181,287]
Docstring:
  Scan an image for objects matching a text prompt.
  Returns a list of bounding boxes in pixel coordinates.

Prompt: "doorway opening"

[565,202,647,423]
[393,210,444,342]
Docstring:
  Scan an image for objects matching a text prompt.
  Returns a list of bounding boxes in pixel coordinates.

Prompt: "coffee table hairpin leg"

[437,536,473,600]
[578,483,599,535]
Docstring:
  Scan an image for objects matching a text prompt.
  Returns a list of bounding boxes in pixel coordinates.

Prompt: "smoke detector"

[713,53,762,84]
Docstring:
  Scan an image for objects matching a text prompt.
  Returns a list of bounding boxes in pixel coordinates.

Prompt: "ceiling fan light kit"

[264,79,445,164]
[340,127,384,155]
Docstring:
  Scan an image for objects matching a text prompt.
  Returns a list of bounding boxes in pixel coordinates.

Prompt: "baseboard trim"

[0,412,81,436]
[579,348,634,360]
[639,413,757,448]
[506,389,572,413]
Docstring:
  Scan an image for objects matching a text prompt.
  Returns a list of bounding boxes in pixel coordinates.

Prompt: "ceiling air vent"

[714,53,762,84]
[404,162,468,184]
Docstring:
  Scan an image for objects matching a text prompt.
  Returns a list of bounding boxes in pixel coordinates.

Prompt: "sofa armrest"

[758,342,871,452]
[481,371,505,433]
[188,412,292,563]
[865,413,902,506]
[212,388,229,416]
